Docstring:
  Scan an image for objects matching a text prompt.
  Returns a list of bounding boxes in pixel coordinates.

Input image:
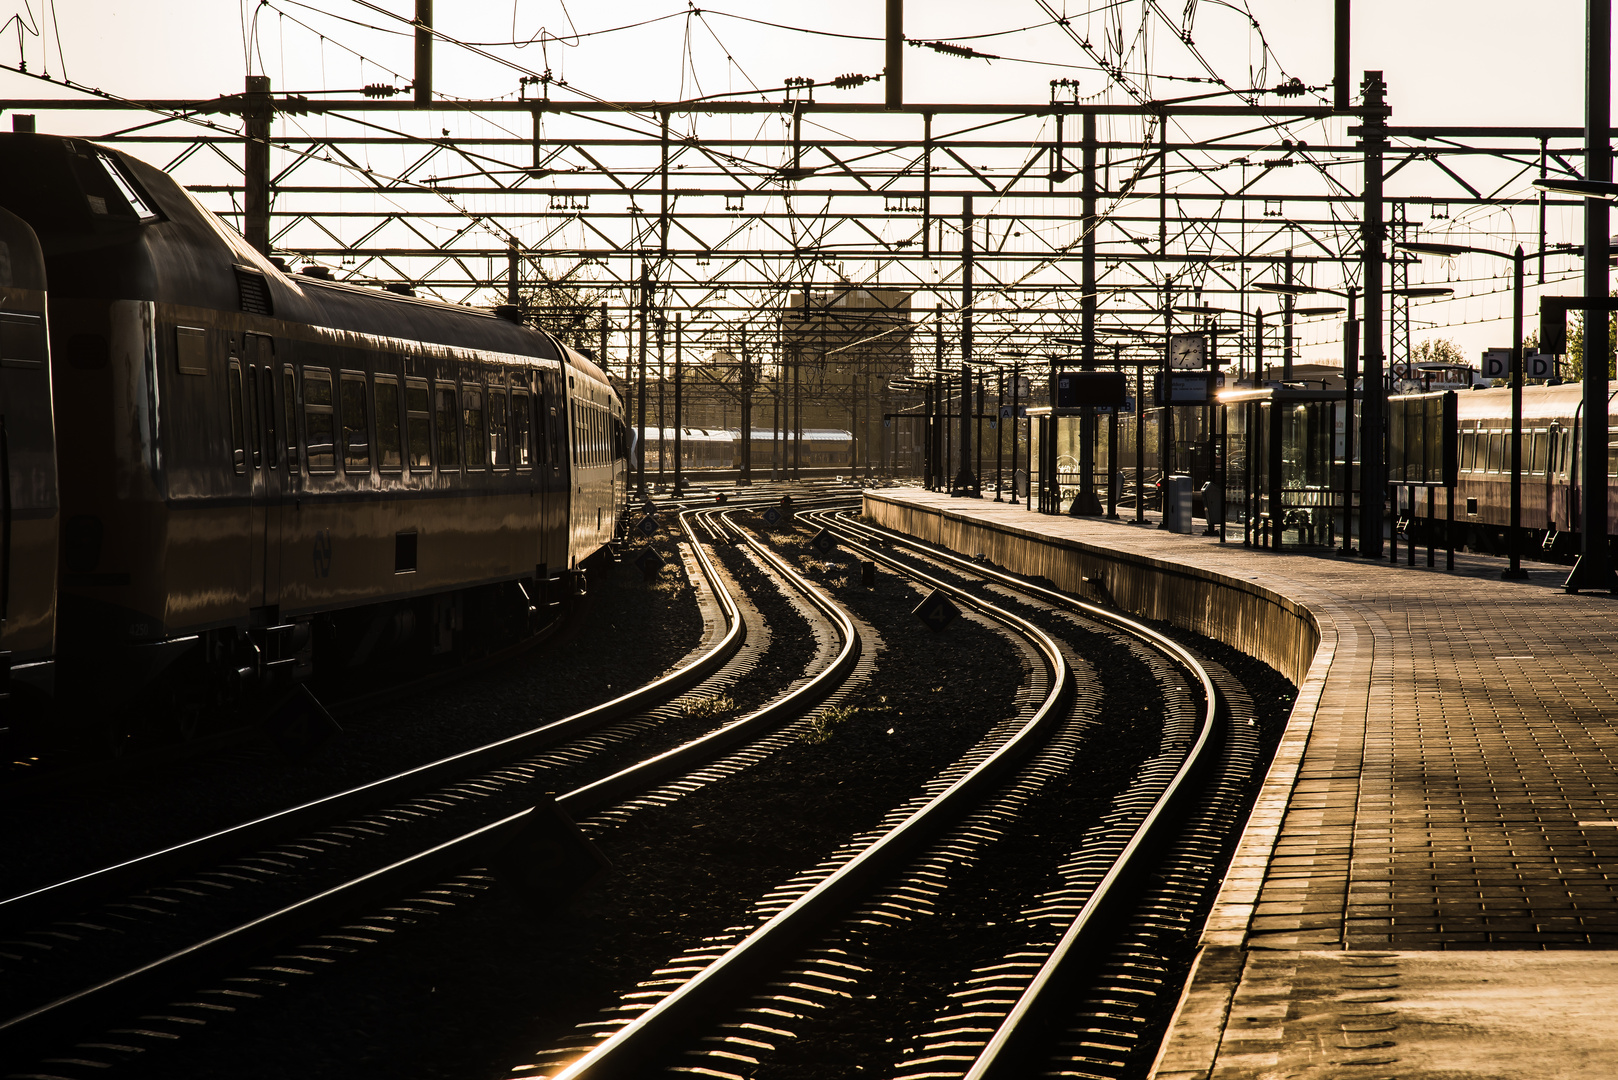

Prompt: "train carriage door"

[245,333,282,610]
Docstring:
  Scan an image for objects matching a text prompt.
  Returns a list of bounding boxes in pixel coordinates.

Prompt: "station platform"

[861,485,1618,1080]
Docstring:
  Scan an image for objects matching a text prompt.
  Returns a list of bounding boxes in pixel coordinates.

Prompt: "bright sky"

[0,1,1612,364]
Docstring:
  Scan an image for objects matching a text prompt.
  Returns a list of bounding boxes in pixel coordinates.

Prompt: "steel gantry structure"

[1,65,1606,549]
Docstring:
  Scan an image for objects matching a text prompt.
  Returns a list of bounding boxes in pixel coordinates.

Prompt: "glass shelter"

[1221,387,1359,549]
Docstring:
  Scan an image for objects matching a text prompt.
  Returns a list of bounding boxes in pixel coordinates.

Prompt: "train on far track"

[0,132,628,749]
[636,426,856,473]
[1417,381,1618,558]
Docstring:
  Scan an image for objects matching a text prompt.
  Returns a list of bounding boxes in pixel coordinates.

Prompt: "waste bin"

[1164,475,1193,534]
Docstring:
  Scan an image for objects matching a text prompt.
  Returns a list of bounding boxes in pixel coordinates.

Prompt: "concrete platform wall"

[862,494,1319,686]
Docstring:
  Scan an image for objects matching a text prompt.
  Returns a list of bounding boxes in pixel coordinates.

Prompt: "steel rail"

[556,505,859,816]
[817,508,1223,1078]
[0,502,860,1058]
[548,505,1071,1080]
[0,507,741,932]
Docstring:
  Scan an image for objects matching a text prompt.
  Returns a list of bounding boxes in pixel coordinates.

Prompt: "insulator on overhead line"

[916,40,999,61]
[363,83,400,98]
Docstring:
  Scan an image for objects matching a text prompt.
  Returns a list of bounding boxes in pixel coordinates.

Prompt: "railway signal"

[912,588,960,631]
[635,547,665,581]
[811,528,837,556]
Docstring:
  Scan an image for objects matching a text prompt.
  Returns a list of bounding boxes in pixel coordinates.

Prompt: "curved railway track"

[501,505,1234,1080]
[4,489,1286,1080]
[0,499,863,1071]
[817,509,1268,1080]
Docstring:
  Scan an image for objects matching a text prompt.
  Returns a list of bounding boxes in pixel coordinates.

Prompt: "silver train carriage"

[1441,382,1618,555]
[636,426,854,472]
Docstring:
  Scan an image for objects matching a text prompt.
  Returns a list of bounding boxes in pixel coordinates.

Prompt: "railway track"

[4,492,1286,1079]
[0,500,864,1072]
[504,507,1266,1080]
[818,511,1272,1079]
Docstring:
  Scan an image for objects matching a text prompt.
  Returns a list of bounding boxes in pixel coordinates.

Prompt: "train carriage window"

[304,369,336,473]
[282,367,297,464]
[1610,438,1618,478]
[1529,430,1547,475]
[340,373,371,474]
[1459,424,1475,472]
[375,376,403,471]
[463,386,487,468]
[228,360,247,474]
[175,325,208,375]
[489,389,510,468]
[245,335,275,462]
[512,389,532,466]
[1486,429,1504,474]
[406,379,432,471]
[260,367,277,467]
[246,365,263,469]
[435,384,460,468]
[0,311,48,367]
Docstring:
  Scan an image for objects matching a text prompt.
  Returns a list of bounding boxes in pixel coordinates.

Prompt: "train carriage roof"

[1449,383,1616,422]
[0,132,571,365]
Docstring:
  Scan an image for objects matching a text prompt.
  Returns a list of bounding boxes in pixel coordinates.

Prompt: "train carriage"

[1449,382,1618,553]
[0,205,60,710]
[0,132,626,735]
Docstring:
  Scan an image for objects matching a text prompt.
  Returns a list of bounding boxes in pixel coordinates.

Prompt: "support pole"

[740,321,753,485]
[1360,70,1388,559]
[506,244,520,305]
[975,377,984,495]
[674,314,684,493]
[636,265,650,499]
[995,369,1004,501]
[656,316,666,486]
[1566,0,1617,592]
[1074,111,1102,515]
[414,0,433,106]
[1282,249,1296,382]
[659,112,671,258]
[1010,363,1021,504]
[243,75,271,256]
[885,0,903,110]
[956,196,977,495]
[1334,0,1352,110]
[1135,361,1146,523]
[1159,276,1174,528]
[1341,288,1360,553]
[1504,247,1528,578]
[1254,308,1265,383]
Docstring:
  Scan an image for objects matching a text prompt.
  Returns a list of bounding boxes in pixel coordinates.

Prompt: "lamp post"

[1398,242,1576,579]
[1534,171,1618,592]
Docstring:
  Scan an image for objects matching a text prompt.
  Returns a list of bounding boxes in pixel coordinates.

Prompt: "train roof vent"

[234,265,273,316]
